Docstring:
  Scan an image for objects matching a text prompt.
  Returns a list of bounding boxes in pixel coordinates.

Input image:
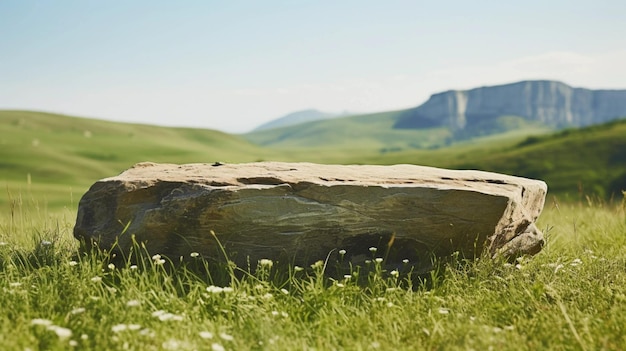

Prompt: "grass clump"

[0,199,625,350]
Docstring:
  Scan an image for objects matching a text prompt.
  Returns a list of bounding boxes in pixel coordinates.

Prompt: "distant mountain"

[394,80,626,134]
[253,109,344,131]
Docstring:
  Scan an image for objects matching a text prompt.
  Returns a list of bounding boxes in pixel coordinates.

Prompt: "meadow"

[0,194,625,350]
[1,110,626,350]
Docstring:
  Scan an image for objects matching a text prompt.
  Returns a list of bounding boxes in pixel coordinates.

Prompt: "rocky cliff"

[394,80,626,131]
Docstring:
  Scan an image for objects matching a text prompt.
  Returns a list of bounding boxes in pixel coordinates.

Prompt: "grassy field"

[0,197,624,350]
[2,110,626,350]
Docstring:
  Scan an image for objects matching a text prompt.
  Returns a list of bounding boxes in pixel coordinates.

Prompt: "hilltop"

[245,80,626,149]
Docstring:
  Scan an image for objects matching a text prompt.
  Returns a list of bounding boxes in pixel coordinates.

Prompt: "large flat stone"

[74,162,547,273]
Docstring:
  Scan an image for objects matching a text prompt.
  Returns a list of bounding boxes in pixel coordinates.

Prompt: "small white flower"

[155,259,166,265]
[262,293,273,300]
[219,332,234,341]
[438,308,450,314]
[70,307,86,315]
[0,241,7,246]
[365,260,372,264]
[338,249,346,255]
[386,302,394,307]
[31,318,53,326]
[222,287,234,293]
[152,254,162,261]
[49,326,72,339]
[344,274,352,280]
[129,265,138,270]
[190,252,200,258]
[271,311,279,316]
[515,264,523,270]
[111,324,128,333]
[280,288,289,295]
[293,266,303,272]
[310,260,323,269]
[402,259,409,264]
[370,341,381,349]
[369,247,377,253]
[128,324,141,331]
[259,259,273,268]
[126,300,141,307]
[207,285,224,294]
[212,343,225,351]
[69,340,78,347]
[570,258,583,266]
[390,270,399,277]
[107,263,115,270]
[80,334,88,340]
[68,261,78,267]
[375,258,383,263]
[199,331,214,339]
[336,283,345,288]
[90,276,102,283]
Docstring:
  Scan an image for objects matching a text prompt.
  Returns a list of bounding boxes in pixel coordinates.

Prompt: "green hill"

[2,110,624,210]
[244,109,552,154]
[360,119,626,200]
[0,110,277,208]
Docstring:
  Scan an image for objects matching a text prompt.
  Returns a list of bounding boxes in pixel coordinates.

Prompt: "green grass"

[0,198,625,350]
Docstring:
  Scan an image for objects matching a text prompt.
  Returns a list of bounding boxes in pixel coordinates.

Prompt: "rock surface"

[395,80,626,130]
[74,162,547,273]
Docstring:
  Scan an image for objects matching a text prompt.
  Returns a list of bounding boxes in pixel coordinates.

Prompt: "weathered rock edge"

[74,162,547,273]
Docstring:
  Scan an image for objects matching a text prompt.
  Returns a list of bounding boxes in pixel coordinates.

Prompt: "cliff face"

[394,81,626,130]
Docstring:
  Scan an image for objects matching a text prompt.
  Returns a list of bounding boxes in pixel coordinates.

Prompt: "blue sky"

[1,1,625,133]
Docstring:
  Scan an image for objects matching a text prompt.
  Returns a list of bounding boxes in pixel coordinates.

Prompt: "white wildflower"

[107,263,115,270]
[390,270,399,277]
[369,247,377,253]
[336,283,345,288]
[69,340,78,347]
[126,299,141,307]
[344,274,352,280]
[375,258,383,263]
[212,343,225,351]
[129,265,138,270]
[259,259,273,268]
[310,260,324,269]
[111,324,128,333]
[338,249,346,255]
[438,308,450,314]
[207,285,224,294]
[151,254,162,261]
[219,332,234,341]
[70,307,86,315]
[293,266,303,272]
[570,258,583,266]
[222,287,234,293]
[31,318,53,326]
[90,276,102,283]
[280,288,289,295]
[199,331,214,339]
[262,293,273,300]
[402,259,409,264]
[386,302,394,307]
[48,325,72,339]
[190,252,200,258]
[68,261,78,267]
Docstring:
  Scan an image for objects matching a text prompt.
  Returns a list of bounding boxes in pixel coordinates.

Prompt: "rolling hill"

[252,109,343,131]
[244,80,626,150]
[0,110,278,208]
[1,110,624,211]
